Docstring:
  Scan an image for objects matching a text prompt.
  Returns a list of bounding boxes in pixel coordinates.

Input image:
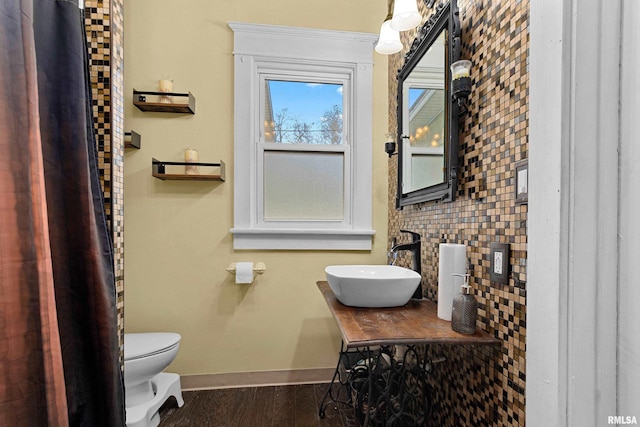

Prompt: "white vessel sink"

[325,265,422,308]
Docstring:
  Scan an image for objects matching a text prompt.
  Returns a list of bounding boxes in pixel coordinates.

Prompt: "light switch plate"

[490,242,510,285]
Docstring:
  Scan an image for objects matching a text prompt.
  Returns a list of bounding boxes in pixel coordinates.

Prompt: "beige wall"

[123,0,388,376]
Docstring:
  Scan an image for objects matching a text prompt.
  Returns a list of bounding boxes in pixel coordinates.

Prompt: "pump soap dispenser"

[451,273,478,335]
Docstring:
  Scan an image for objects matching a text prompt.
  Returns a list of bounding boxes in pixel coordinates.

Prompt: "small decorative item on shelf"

[158,78,174,103]
[184,146,199,175]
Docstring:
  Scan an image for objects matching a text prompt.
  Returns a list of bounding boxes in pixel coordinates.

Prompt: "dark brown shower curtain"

[0,0,125,426]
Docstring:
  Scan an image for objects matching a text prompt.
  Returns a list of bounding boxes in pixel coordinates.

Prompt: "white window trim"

[228,22,377,250]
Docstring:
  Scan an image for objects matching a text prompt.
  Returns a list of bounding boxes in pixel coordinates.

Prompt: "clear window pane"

[264,151,344,220]
[264,80,343,145]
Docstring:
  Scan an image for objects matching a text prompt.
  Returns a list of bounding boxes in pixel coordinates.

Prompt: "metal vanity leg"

[318,341,352,419]
[352,346,386,426]
[353,345,433,426]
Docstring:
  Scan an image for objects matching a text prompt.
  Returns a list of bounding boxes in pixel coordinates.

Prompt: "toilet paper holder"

[225,262,266,274]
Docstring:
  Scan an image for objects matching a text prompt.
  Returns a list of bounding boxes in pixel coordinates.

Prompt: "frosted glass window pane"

[264,80,343,145]
[409,154,444,192]
[264,151,344,220]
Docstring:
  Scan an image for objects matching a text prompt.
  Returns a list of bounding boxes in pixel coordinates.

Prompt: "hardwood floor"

[158,383,360,427]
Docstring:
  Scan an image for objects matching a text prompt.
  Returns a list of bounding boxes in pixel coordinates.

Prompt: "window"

[229,23,376,250]
[261,79,346,222]
[264,80,343,145]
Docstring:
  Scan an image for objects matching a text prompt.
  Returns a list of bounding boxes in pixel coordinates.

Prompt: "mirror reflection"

[396,0,459,207]
[402,32,446,192]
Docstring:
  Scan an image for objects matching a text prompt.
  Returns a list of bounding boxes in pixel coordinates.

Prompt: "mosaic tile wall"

[388,0,528,425]
[84,0,126,357]
[111,0,125,357]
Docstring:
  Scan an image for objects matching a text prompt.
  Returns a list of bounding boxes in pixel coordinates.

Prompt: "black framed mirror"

[396,0,461,208]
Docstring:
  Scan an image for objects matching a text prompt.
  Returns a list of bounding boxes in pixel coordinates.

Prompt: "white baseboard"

[179,367,335,391]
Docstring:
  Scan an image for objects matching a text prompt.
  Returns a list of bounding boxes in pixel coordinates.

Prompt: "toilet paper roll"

[437,243,467,321]
[235,262,254,284]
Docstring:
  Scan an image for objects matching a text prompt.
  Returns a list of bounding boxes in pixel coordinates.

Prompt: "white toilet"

[124,332,184,427]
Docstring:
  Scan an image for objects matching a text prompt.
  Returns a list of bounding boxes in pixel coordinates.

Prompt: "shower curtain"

[0,0,125,425]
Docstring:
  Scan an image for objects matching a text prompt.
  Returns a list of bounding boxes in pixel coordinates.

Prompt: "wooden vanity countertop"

[318,281,500,348]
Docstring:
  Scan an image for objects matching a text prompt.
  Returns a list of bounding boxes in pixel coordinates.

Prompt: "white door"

[529,0,640,425]
[619,0,640,416]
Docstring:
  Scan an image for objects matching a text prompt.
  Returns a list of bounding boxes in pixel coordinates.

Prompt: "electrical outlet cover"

[490,242,510,285]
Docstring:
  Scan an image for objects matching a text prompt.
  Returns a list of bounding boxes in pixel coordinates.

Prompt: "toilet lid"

[124,332,181,361]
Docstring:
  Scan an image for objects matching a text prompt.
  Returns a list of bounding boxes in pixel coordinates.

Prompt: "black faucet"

[390,230,422,299]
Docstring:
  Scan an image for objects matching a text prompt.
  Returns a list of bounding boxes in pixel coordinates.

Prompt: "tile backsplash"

[84,0,125,358]
[388,0,528,424]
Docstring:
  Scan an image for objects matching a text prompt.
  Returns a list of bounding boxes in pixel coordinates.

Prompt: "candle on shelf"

[158,79,173,92]
[184,147,199,175]
[158,79,174,103]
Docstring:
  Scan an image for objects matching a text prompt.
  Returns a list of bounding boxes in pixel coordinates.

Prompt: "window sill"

[230,228,376,250]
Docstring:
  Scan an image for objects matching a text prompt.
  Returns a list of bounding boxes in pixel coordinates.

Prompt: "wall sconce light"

[390,0,421,31]
[375,0,422,55]
[375,19,403,54]
[375,1,403,54]
[385,133,397,157]
[450,59,472,114]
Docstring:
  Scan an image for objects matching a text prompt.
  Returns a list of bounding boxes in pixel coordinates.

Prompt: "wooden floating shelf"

[152,174,224,181]
[124,130,141,149]
[152,158,225,181]
[133,89,196,114]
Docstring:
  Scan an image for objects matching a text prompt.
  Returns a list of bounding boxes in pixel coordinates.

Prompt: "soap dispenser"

[451,273,477,335]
